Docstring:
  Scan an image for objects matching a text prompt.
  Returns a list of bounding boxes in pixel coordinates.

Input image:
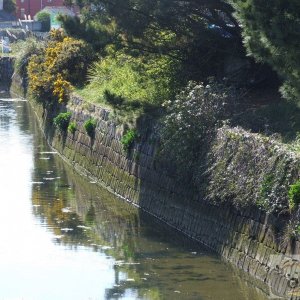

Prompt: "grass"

[74,86,110,107]
[288,180,300,211]
[84,118,96,138]
[53,112,72,132]
[73,50,178,126]
[74,86,160,127]
[68,121,77,134]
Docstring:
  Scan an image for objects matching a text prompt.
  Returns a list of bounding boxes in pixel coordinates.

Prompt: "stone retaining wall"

[22,94,300,299]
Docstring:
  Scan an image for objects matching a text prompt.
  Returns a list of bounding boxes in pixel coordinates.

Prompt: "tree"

[57,14,118,52]
[62,0,245,82]
[68,0,240,35]
[65,0,241,47]
[3,0,16,13]
[232,0,300,101]
[36,11,51,32]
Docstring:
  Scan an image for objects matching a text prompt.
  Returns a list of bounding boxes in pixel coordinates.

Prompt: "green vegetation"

[74,47,180,124]
[3,0,15,13]
[232,0,300,102]
[26,30,94,104]
[206,127,300,211]
[288,181,300,211]
[121,129,138,152]
[53,112,72,132]
[85,49,180,107]
[12,0,300,217]
[36,11,51,32]
[283,220,300,243]
[257,174,275,210]
[12,38,44,79]
[160,81,239,184]
[232,99,300,143]
[84,118,96,138]
[63,0,241,63]
[68,121,77,134]
[60,0,245,117]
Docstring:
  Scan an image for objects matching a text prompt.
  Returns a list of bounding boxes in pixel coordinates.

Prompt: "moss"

[53,112,72,132]
[121,129,138,152]
[68,121,77,134]
[84,118,96,138]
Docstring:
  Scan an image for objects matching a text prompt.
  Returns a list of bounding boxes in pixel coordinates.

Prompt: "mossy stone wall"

[24,92,300,299]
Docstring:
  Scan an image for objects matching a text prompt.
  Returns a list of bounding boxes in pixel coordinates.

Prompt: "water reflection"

[0,96,269,300]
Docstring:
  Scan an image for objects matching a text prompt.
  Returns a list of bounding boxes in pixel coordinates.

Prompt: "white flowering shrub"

[159,80,238,184]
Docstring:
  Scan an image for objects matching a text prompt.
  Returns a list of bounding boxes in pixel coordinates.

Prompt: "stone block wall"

[28,94,300,299]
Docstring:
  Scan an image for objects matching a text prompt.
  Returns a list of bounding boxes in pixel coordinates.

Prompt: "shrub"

[160,80,238,184]
[27,31,95,105]
[49,28,65,42]
[27,54,55,102]
[68,121,77,134]
[3,0,15,13]
[288,180,300,211]
[87,49,180,107]
[53,112,72,132]
[36,11,51,32]
[50,37,95,85]
[84,118,96,138]
[13,38,44,78]
[121,129,137,151]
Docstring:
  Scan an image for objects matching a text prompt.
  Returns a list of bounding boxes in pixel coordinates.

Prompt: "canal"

[0,95,268,299]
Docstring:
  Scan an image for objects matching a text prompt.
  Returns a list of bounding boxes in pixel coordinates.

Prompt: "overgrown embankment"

[208,126,300,211]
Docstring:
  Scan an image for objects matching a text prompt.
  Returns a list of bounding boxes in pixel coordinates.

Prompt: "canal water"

[0,95,268,300]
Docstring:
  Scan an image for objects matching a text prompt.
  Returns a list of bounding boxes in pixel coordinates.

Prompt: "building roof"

[40,6,76,17]
[0,11,16,21]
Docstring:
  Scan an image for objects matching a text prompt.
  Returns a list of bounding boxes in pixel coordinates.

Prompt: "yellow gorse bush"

[27,54,55,100]
[53,74,73,103]
[45,37,75,69]
[26,30,82,104]
[49,28,65,42]
[27,29,93,104]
